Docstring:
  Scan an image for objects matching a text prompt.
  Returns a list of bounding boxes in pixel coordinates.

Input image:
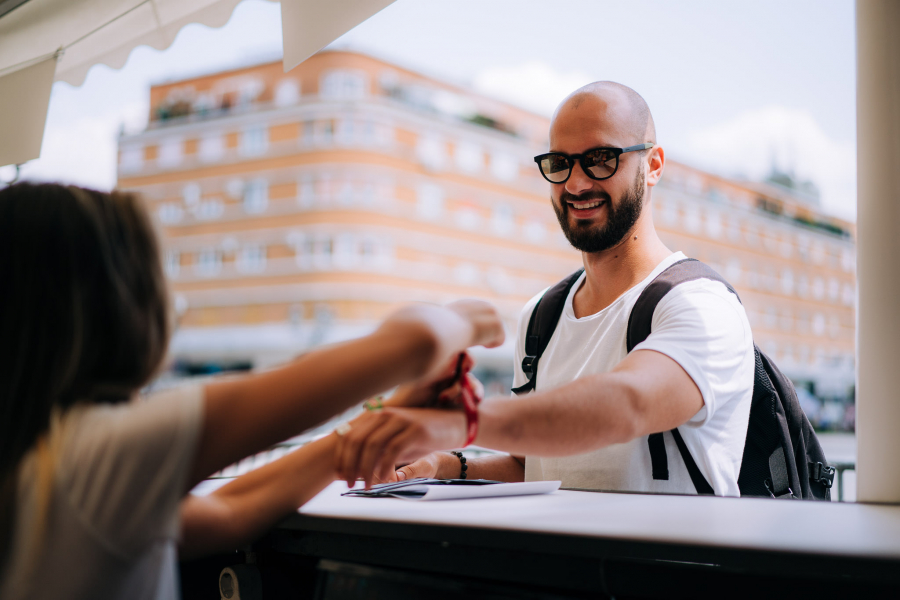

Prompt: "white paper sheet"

[390,480,561,501]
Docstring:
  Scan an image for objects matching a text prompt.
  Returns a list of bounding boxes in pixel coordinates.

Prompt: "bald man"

[342,82,754,496]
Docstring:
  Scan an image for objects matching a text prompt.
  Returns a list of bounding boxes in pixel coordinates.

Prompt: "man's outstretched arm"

[477,349,703,457]
[337,349,703,484]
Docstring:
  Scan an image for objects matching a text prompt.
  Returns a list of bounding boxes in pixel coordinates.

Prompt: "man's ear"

[646,146,665,188]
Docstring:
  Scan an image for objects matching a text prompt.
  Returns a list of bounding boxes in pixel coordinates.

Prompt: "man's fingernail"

[396,471,406,480]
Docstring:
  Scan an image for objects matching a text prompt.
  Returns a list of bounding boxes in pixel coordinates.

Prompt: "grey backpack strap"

[628,258,737,495]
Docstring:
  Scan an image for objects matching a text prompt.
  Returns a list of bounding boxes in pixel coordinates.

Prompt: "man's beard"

[552,165,644,254]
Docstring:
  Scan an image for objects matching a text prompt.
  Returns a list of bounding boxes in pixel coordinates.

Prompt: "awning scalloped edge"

[55,0,278,88]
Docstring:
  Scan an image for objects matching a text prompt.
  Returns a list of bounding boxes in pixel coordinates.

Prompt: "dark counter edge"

[246,510,900,594]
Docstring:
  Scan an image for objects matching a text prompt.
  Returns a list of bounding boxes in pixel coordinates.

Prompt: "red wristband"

[460,373,479,447]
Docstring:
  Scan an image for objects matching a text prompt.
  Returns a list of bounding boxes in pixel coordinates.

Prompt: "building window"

[705,211,722,239]
[684,206,701,233]
[225,178,244,199]
[237,245,267,273]
[119,144,143,173]
[240,125,267,157]
[812,277,826,300]
[274,78,300,107]
[490,151,517,181]
[455,205,482,230]
[182,183,201,207]
[454,262,480,286]
[842,284,855,306]
[199,134,224,163]
[243,178,268,214]
[197,200,223,220]
[195,249,222,277]
[158,203,183,224]
[317,120,334,145]
[158,137,183,168]
[321,69,368,100]
[334,234,358,270]
[298,174,315,208]
[337,180,354,207]
[165,251,180,277]
[524,220,546,243]
[827,278,840,303]
[302,120,315,145]
[417,183,444,220]
[337,119,355,145]
[812,313,826,337]
[725,259,742,283]
[492,204,515,236]
[456,141,483,174]
[417,135,446,171]
[662,200,679,226]
[841,247,855,272]
[780,269,795,296]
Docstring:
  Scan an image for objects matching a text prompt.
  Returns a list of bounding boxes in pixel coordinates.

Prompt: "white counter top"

[289,481,900,560]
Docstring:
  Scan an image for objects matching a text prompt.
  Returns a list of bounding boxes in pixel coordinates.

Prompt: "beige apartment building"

[117,50,856,413]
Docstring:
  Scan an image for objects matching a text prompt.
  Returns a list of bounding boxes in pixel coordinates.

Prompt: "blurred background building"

[117,50,856,429]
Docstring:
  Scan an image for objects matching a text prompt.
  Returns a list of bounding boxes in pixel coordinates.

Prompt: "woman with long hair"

[0,182,503,599]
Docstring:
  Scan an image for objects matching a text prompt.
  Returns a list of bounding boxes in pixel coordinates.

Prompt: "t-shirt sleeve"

[59,384,205,557]
[631,280,752,426]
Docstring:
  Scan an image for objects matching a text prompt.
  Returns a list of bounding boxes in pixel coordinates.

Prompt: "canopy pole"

[856,0,900,504]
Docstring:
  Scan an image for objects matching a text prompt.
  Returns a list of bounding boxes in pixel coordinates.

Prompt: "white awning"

[0,0,395,166]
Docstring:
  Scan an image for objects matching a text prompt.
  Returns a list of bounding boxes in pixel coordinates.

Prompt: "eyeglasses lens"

[584,149,617,179]
[540,155,570,183]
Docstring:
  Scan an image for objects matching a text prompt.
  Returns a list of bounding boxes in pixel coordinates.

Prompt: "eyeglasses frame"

[533,143,655,184]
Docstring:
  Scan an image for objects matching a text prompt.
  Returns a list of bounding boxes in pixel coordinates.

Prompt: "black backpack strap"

[671,428,715,495]
[511,269,584,395]
[629,258,736,494]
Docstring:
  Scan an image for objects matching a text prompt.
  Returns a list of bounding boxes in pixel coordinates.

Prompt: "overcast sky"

[8,0,857,220]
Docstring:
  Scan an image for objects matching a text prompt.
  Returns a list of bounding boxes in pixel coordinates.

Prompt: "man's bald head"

[554,81,656,144]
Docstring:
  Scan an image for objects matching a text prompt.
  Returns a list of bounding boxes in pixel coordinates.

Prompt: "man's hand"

[385,353,483,408]
[334,408,467,489]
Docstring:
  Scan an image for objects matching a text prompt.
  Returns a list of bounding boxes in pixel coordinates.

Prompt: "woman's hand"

[334,408,467,489]
[377,300,505,382]
[445,299,506,350]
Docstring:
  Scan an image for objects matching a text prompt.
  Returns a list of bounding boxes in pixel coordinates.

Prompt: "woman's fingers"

[334,412,384,487]
[355,414,412,489]
[445,300,505,348]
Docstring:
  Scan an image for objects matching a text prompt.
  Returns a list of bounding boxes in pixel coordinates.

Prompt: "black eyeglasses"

[533,143,654,184]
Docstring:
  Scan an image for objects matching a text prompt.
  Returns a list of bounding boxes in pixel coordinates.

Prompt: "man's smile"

[569,199,606,210]
[566,198,608,219]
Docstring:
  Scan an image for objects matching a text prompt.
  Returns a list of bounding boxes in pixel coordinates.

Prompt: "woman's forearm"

[191,309,468,484]
[180,435,338,559]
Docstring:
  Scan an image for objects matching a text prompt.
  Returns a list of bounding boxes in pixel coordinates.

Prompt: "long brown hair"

[0,183,171,560]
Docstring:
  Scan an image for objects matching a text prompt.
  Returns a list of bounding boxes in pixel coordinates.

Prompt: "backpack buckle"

[809,462,835,489]
[521,355,536,379]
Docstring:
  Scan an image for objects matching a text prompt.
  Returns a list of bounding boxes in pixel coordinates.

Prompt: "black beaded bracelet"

[450,451,468,479]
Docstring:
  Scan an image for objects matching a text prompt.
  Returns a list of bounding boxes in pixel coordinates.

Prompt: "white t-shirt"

[514,252,754,496]
[0,385,204,600]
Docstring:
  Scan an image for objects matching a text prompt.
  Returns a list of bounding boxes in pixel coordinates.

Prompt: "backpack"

[511,258,835,500]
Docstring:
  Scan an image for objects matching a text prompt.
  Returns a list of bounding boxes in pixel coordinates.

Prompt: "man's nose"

[564,160,594,196]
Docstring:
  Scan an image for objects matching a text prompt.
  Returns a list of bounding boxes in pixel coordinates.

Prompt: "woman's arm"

[179,434,338,559]
[187,301,504,490]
